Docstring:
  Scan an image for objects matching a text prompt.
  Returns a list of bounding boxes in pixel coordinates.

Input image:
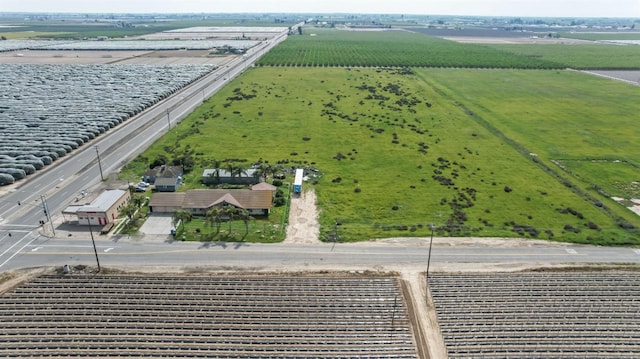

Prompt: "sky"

[1,0,639,18]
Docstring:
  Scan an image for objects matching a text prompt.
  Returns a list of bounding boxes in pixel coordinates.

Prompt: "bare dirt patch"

[284,189,321,244]
[442,36,594,44]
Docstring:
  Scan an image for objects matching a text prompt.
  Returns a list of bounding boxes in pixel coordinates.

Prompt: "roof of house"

[211,192,244,208]
[77,189,127,213]
[251,182,277,191]
[145,165,183,178]
[148,193,186,208]
[151,189,272,211]
[155,177,180,187]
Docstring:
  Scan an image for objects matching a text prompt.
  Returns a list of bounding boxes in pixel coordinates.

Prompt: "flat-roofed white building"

[63,189,130,226]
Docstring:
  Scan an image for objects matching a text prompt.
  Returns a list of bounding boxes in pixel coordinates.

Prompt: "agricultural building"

[63,189,130,226]
[149,188,273,216]
[201,168,259,185]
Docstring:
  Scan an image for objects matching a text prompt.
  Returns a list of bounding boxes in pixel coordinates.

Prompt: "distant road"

[0,27,291,271]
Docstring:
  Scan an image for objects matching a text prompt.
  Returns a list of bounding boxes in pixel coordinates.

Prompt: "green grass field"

[559,32,640,41]
[257,28,562,68]
[124,67,640,245]
[557,160,640,200]
[488,44,640,69]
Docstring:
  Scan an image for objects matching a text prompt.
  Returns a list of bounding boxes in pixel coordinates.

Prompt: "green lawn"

[124,67,640,244]
[559,32,640,41]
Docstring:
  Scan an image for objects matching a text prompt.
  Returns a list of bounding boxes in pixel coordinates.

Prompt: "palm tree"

[225,161,235,180]
[205,206,223,234]
[132,196,144,208]
[223,205,237,233]
[236,208,252,238]
[172,210,192,233]
[211,159,222,183]
[232,164,248,181]
[255,162,272,182]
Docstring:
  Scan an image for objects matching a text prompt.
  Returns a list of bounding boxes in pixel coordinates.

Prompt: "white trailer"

[293,168,303,194]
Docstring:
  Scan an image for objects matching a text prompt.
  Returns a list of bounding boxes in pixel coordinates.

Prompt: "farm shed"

[201,168,260,185]
[142,165,183,184]
[155,176,182,192]
[63,189,130,226]
[150,189,273,216]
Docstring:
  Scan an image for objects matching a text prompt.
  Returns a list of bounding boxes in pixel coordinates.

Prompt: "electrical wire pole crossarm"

[11,195,56,237]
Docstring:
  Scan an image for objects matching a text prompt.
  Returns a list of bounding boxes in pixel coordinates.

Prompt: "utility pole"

[15,196,55,237]
[166,109,171,130]
[94,146,104,181]
[87,220,101,273]
[426,224,435,282]
[40,194,55,237]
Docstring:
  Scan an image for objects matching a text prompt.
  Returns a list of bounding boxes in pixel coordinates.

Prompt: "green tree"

[172,210,192,233]
[255,162,272,182]
[132,196,145,208]
[232,164,248,180]
[225,161,235,179]
[205,206,223,234]
[236,208,253,238]
[120,204,137,221]
[223,205,237,233]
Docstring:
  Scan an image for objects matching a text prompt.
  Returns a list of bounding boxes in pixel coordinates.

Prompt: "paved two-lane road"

[2,235,639,272]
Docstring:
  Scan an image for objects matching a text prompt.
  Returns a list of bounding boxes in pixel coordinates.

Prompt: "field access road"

[2,235,640,272]
[0,27,292,271]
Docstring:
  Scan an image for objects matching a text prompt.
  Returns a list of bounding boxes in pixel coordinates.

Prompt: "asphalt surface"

[2,231,640,272]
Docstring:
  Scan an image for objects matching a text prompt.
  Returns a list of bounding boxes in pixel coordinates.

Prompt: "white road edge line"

[0,234,40,268]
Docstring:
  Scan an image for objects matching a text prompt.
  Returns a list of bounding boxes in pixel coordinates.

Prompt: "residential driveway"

[139,213,174,235]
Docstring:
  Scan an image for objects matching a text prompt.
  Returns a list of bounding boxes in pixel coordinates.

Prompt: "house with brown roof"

[149,188,273,216]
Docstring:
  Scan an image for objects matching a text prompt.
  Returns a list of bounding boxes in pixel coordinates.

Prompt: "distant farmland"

[488,43,640,69]
[257,28,562,69]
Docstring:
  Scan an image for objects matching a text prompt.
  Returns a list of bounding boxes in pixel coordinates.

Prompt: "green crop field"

[125,67,640,245]
[420,68,640,230]
[257,28,562,69]
[488,43,640,69]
